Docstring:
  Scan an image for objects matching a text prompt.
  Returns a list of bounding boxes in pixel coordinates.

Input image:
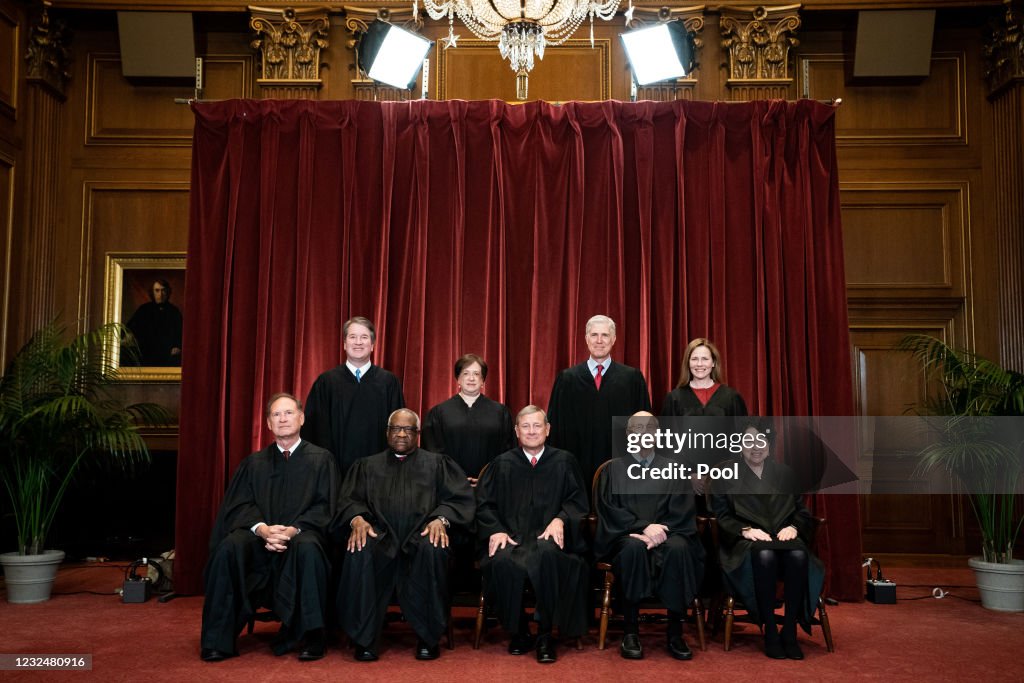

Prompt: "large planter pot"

[968,556,1024,612]
[0,550,66,604]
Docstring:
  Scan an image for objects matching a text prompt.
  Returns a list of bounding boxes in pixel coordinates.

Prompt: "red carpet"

[1,564,1021,681]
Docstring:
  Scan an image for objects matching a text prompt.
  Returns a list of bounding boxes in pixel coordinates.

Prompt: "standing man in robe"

[337,408,475,662]
[547,314,651,492]
[303,316,405,474]
[594,411,704,661]
[475,405,589,664]
[200,393,338,662]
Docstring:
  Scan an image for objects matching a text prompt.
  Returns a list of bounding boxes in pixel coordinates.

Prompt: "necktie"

[355,368,362,383]
[594,363,603,390]
[530,456,538,468]
[282,450,290,460]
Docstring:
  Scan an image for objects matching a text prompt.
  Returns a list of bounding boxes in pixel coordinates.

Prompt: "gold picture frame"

[103,252,187,382]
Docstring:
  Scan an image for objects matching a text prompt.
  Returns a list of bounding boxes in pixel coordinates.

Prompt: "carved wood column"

[719,4,800,101]
[19,0,69,336]
[984,0,1024,370]
[626,5,705,102]
[249,6,329,99]
[344,6,422,102]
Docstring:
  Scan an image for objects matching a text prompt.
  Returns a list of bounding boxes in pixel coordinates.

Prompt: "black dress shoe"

[415,639,441,660]
[782,637,804,660]
[508,633,536,655]
[298,630,326,661]
[199,648,232,662]
[667,635,693,661]
[536,635,557,664]
[354,644,379,662]
[620,633,643,659]
[764,636,786,659]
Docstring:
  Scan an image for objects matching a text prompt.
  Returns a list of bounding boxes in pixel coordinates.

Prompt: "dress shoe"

[764,634,786,659]
[619,633,643,659]
[667,634,693,661]
[199,648,233,662]
[415,639,441,660]
[508,633,536,655]
[354,644,379,662]
[298,630,326,661]
[535,635,557,664]
[782,637,804,660]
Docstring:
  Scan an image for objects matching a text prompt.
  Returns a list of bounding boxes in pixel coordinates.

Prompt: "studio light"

[620,21,694,86]
[358,20,432,90]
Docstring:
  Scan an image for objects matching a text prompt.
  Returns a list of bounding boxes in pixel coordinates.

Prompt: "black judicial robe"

[422,394,515,478]
[594,454,704,609]
[202,441,339,653]
[302,364,405,474]
[126,300,183,366]
[334,448,475,647]
[475,447,589,637]
[660,384,748,469]
[709,459,825,629]
[547,361,652,488]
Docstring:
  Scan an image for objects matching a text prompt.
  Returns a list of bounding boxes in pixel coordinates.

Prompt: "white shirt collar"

[277,437,301,454]
[346,360,372,377]
[523,446,545,462]
[587,357,611,377]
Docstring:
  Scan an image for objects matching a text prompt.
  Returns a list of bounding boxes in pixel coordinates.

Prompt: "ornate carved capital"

[25,1,72,99]
[720,4,800,96]
[343,6,424,100]
[249,6,330,89]
[984,0,1024,97]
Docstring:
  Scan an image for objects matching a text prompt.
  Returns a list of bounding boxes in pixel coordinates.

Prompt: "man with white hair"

[547,315,652,491]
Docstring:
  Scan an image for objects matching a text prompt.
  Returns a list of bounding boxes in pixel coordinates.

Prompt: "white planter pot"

[968,556,1024,612]
[0,550,66,604]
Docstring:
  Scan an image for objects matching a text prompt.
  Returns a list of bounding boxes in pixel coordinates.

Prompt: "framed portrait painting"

[104,252,187,382]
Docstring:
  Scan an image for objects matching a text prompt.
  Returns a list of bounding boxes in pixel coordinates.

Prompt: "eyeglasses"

[387,425,419,434]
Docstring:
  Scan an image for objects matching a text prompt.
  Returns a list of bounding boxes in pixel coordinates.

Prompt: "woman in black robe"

[660,338,748,495]
[422,354,515,483]
[709,419,824,660]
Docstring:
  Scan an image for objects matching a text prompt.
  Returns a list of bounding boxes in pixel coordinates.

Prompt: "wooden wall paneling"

[0,2,19,121]
[437,37,612,102]
[799,51,967,146]
[0,151,13,364]
[85,52,253,146]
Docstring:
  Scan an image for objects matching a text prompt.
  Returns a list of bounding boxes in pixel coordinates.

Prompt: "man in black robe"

[126,279,183,366]
[476,405,589,664]
[200,393,338,662]
[303,316,405,474]
[594,412,704,660]
[547,314,652,491]
[336,408,475,662]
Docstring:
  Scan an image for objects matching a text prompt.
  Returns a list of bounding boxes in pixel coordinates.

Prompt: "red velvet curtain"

[177,99,862,600]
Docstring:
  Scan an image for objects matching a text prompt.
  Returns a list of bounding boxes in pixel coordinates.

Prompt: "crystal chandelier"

[419,0,622,99]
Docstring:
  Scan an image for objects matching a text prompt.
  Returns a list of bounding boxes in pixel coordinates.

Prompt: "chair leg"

[692,597,707,652]
[724,595,735,651]
[598,571,613,650]
[447,613,455,650]
[246,618,255,635]
[818,597,835,653]
[576,637,584,651]
[473,591,486,650]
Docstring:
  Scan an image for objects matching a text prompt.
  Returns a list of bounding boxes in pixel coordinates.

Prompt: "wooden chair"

[591,459,707,652]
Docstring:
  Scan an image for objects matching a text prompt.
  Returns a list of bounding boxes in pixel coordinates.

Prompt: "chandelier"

[419,0,622,99]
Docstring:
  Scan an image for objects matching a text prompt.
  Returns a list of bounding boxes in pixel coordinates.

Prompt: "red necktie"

[282,450,290,460]
[531,456,538,467]
[594,364,603,390]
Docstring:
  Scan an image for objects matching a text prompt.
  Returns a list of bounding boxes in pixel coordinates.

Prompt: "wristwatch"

[436,516,450,529]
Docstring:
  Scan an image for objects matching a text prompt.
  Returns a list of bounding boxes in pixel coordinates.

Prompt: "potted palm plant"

[901,334,1024,611]
[0,321,167,603]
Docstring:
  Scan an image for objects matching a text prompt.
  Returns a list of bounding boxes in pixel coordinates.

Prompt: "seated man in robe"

[475,405,589,664]
[200,393,339,662]
[594,411,704,660]
[337,408,475,662]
